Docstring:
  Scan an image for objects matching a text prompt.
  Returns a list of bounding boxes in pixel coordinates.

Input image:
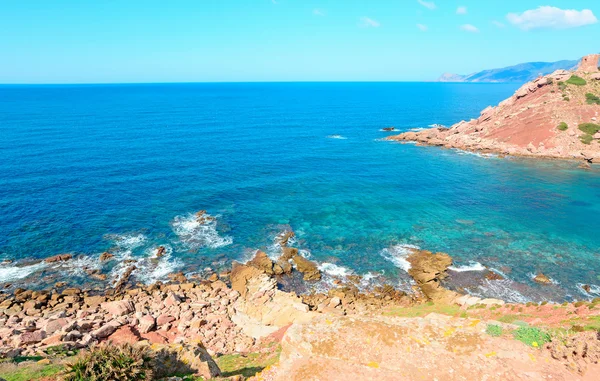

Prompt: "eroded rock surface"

[254,314,600,381]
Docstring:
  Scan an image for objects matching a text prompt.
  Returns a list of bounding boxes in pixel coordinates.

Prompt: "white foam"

[318,262,353,277]
[453,149,497,158]
[428,124,446,128]
[449,261,486,272]
[171,212,233,250]
[298,249,312,259]
[410,127,426,132]
[528,272,560,285]
[0,262,47,282]
[474,279,529,303]
[327,135,348,140]
[106,233,147,250]
[577,283,600,295]
[380,244,420,272]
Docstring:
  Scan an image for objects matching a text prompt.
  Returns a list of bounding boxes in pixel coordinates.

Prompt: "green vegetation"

[496,314,532,324]
[385,301,465,318]
[63,344,154,381]
[585,93,600,105]
[563,95,570,102]
[0,362,63,381]
[565,75,587,86]
[512,327,551,348]
[485,324,503,337]
[578,123,600,144]
[216,346,281,378]
[558,81,567,91]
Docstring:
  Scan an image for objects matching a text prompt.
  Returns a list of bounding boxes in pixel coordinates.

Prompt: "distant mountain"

[438,59,579,83]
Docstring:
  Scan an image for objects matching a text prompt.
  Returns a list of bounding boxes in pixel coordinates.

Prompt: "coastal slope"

[438,59,578,83]
[391,54,600,162]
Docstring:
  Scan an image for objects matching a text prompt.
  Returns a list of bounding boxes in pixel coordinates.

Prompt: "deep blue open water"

[1,82,599,302]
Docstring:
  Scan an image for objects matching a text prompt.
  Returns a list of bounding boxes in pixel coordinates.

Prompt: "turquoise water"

[1,82,599,302]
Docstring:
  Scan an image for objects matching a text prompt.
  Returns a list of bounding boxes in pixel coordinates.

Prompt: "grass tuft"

[513,327,551,348]
[557,122,568,131]
[585,93,600,105]
[485,324,503,337]
[565,75,587,86]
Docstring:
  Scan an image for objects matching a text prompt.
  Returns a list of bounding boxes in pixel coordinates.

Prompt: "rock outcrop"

[407,249,458,302]
[389,54,600,162]
[254,314,596,381]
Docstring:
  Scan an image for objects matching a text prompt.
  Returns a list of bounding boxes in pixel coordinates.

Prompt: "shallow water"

[1,82,599,302]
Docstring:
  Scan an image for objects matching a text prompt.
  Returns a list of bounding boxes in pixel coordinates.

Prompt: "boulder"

[91,324,117,339]
[291,255,321,281]
[101,300,134,316]
[533,273,552,284]
[45,254,72,263]
[278,231,295,247]
[14,331,45,346]
[99,252,114,261]
[156,246,166,258]
[407,249,457,302]
[247,250,276,275]
[139,315,156,334]
[230,263,264,297]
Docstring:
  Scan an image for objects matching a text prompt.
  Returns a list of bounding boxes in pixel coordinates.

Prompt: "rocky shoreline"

[3,233,600,379]
[0,234,505,358]
[387,54,600,164]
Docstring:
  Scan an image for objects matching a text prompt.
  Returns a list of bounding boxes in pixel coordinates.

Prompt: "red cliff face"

[388,54,600,162]
[577,54,600,73]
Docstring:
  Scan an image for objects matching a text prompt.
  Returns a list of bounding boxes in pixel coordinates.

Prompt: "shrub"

[581,134,594,145]
[63,344,155,381]
[558,81,567,91]
[557,122,568,131]
[578,123,600,135]
[486,324,503,337]
[585,93,600,105]
[566,75,587,86]
[546,78,554,85]
[513,327,551,348]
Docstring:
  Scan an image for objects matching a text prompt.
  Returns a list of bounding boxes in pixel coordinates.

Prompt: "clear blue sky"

[1,0,598,83]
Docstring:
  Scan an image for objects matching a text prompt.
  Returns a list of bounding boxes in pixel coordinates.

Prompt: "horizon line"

[0,80,521,86]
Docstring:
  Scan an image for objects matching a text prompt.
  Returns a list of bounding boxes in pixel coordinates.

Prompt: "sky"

[1,0,599,83]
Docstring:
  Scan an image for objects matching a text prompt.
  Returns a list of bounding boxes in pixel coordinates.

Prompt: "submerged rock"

[534,273,552,285]
[45,254,72,263]
[99,252,114,261]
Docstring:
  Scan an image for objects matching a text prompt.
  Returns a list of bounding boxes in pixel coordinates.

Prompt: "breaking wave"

[171,212,233,250]
[318,262,353,277]
[327,134,347,140]
[380,244,420,272]
[449,261,486,272]
[0,262,47,282]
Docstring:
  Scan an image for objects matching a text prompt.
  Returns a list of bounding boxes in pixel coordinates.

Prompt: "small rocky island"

[389,54,600,163]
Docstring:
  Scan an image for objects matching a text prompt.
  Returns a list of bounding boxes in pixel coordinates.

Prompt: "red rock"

[43,318,69,335]
[141,331,169,344]
[107,326,141,345]
[91,324,117,339]
[101,299,134,316]
[577,54,600,73]
[138,315,155,333]
[45,254,72,263]
[157,314,175,327]
[14,331,45,346]
[41,334,63,346]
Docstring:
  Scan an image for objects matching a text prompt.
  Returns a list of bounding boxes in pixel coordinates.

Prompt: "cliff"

[392,54,600,162]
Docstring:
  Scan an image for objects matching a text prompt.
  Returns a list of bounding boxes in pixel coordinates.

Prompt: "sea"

[1,82,599,303]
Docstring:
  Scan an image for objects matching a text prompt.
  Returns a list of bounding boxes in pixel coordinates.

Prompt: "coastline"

[2,243,600,379]
[387,56,600,164]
